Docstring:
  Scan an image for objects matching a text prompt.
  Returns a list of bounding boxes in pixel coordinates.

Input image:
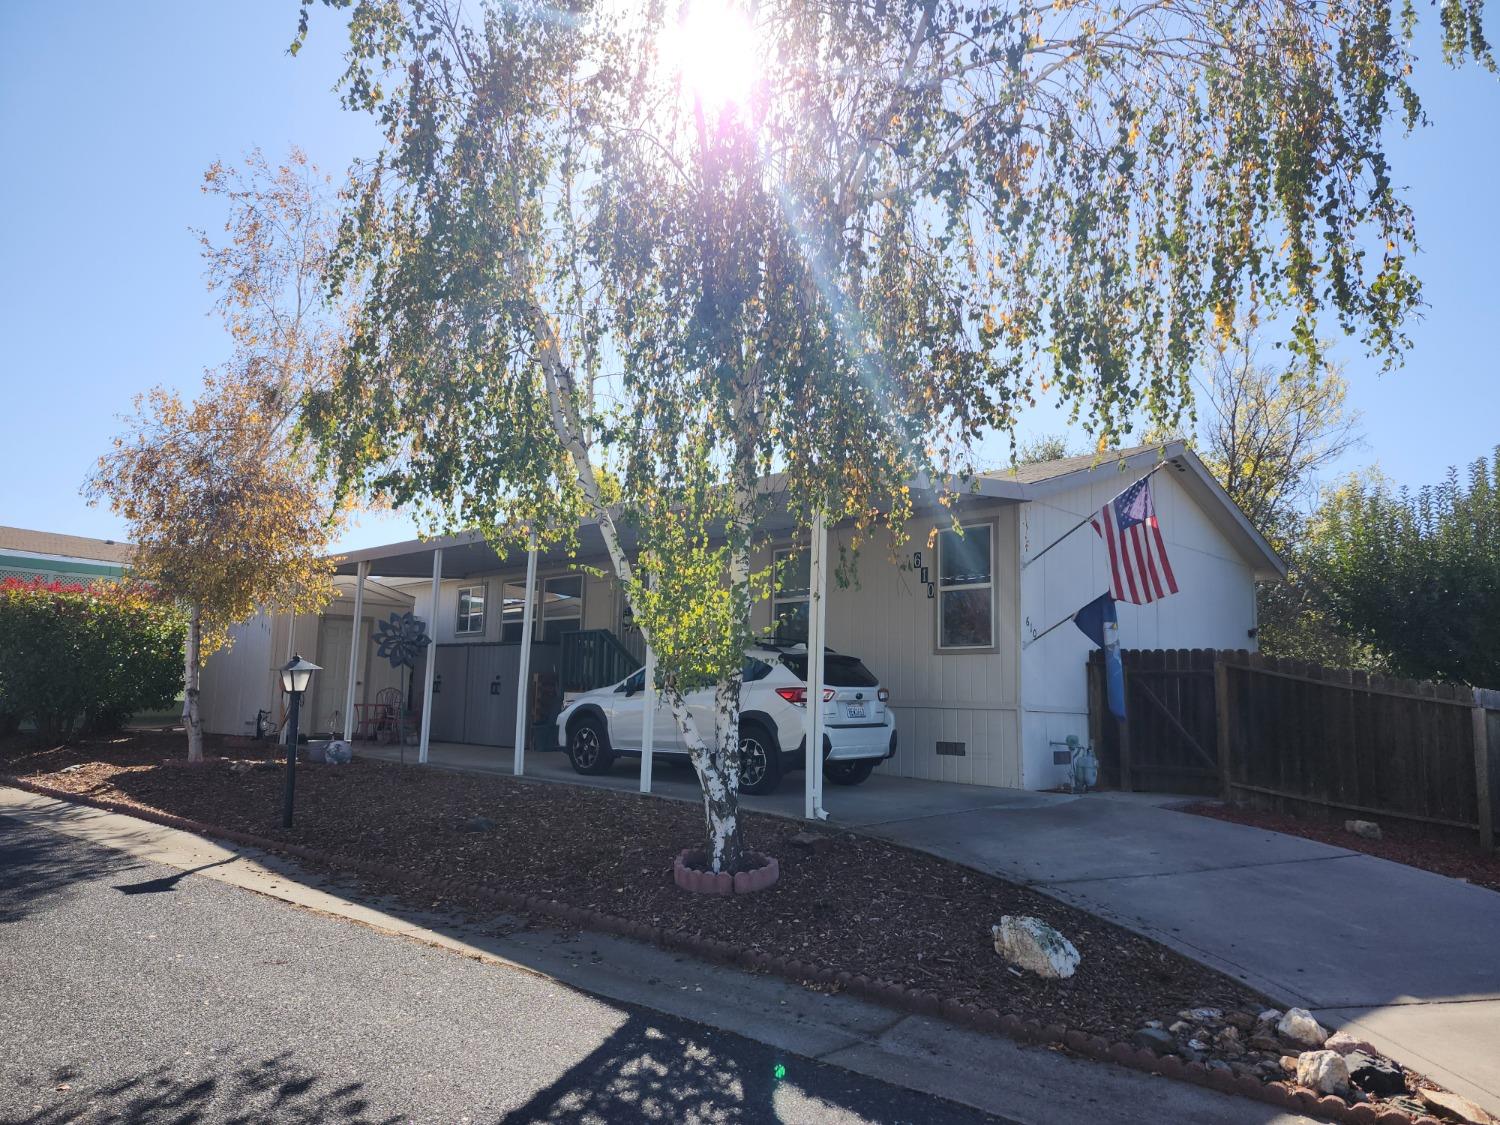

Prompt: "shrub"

[0,578,186,740]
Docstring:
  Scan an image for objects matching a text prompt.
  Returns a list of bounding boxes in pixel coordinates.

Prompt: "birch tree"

[87,150,346,761]
[297,0,1488,870]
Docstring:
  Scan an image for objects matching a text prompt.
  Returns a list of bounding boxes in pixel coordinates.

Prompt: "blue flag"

[1074,592,1126,719]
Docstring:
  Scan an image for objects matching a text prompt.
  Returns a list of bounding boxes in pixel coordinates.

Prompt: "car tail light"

[877,688,890,703]
[775,686,837,705]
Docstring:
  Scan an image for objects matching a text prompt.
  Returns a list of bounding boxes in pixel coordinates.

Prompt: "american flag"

[1091,476,1179,604]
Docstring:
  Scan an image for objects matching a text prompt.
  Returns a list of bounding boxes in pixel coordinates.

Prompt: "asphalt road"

[0,814,1001,1124]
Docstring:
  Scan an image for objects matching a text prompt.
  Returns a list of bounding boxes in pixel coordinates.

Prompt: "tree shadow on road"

[2,1052,399,1125]
[0,817,142,924]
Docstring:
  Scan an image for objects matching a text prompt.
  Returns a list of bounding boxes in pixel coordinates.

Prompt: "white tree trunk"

[183,603,204,763]
[511,253,749,871]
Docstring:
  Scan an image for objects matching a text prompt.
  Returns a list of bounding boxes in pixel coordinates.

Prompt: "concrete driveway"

[851,788,1500,1117]
[364,743,1500,1114]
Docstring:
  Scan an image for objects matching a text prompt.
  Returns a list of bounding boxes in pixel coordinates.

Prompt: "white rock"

[1296,1050,1350,1095]
[1345,819,1383,840]
[1278,1007,1330,1048]
[992,916,1081,979]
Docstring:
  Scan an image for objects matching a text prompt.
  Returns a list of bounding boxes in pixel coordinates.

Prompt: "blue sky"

[2,3,1496,553]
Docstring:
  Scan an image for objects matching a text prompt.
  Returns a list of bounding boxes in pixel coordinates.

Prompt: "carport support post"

[418,547,443,765]
[512,541,539,776]
[804,511,829,821]
[342,561,369,742]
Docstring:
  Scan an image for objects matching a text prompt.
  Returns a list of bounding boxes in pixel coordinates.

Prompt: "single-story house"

[202,441,1282,795]
[0,525,135,584]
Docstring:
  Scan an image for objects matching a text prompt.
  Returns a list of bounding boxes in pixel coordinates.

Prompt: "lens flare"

[662,0,758,113]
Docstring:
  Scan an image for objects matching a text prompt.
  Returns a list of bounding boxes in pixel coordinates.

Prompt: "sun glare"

[663,0,759,114]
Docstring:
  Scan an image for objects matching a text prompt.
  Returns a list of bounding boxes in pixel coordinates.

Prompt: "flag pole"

[1022,609,1080,648]
[1021,460,1172,569]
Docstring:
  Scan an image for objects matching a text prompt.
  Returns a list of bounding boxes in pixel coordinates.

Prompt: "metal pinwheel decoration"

[374,611,431,669]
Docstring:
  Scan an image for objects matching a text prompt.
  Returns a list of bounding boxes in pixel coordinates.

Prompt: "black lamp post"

[279,654,320,828]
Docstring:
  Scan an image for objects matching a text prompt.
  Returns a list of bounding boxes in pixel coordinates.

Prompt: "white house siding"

[1017,465,1258,788]
[749,504,1023,789]
[198,615,274,737]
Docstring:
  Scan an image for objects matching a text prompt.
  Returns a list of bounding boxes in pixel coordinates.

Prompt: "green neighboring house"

[0,525,135,585]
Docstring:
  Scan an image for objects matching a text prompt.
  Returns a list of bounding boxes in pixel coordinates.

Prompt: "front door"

[312,617,360,735]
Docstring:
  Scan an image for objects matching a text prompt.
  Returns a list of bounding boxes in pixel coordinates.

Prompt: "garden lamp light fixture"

[279,654,320,828]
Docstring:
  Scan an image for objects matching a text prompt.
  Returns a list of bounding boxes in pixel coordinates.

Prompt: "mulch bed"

[1183,801,1500,894]
[2,730,1268,1045]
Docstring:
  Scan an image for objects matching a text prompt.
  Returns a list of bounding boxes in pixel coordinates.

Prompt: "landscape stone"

[1257,1008,1283,1025]
[1132,1027,1176,1055]
[1346,1050,1406,1097]
[1296,1050,1350,1095]
[991,916,1080,979]
[1277,1007,1330,1049]
[1249,1034,1283,1052]
[1179,1007,1224,1023]
[1225,1010,1257,1031]
[1169,1020,1193,1036]
[1418,1087,1498,1124]
[1325,1031,1379,1056]
[1344,819,1383,840]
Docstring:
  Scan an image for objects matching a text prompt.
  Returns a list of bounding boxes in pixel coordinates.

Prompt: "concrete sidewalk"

[0,788,1314,1125]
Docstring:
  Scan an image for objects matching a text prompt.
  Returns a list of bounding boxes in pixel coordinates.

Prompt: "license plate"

[845,703,866,719]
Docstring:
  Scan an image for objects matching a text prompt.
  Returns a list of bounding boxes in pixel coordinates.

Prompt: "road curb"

[1,775,1436,1125]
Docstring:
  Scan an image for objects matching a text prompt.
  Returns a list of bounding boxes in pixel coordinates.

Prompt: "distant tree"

[1194,345,1362,553]
[87,149,347,761]
[1015,435,1075,466]
[1305,452,1500,685]
[297,0,1485,870]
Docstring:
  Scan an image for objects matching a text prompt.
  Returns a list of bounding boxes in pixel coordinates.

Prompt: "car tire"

[567,715,614,775]
[738,722,783,795]
[825,757,876,786]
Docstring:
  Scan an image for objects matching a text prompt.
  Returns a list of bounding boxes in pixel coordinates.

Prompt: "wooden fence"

[1088,649,1500,850]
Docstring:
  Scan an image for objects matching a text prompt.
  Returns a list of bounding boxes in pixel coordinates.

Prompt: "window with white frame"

[456,584,487,636]
[771,548,810,643]
[936,522,995,650]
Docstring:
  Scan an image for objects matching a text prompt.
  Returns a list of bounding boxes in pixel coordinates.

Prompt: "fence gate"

[1088,648,1240,796]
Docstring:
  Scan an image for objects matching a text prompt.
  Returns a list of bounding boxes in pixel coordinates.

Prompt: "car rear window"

[779,653,880,687]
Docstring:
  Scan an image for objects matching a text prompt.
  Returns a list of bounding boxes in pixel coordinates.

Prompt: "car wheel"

[825,758,876,786]
[737,723,782,795]
[567,716,614,775]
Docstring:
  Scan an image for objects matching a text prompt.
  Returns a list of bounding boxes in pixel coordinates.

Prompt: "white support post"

[804,512,829,820]
[418,547,443,765]
[342,561,368,741]
[512,542,539,775]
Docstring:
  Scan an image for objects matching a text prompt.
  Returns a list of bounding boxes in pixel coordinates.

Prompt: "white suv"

[556,645,897,794]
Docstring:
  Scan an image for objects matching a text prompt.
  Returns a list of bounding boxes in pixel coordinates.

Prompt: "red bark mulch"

[1183,800,1500,893]
[3,730,1270,1045]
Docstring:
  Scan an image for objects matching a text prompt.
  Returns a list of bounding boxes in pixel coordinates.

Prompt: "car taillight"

[877,688,890,703]
[775,686,837,705]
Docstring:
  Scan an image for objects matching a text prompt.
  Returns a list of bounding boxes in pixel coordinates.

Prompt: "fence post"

[1474,688,1495,853]
[1215,657,1232,802]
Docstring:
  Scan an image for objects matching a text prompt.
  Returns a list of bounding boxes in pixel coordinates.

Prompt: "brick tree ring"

[672,848,780,896]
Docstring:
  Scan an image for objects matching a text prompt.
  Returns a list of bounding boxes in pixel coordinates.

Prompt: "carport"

[331,508,848,821]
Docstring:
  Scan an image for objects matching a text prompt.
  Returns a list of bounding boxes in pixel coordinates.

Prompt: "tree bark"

[183,603,204,763]
[508,250,749,872]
